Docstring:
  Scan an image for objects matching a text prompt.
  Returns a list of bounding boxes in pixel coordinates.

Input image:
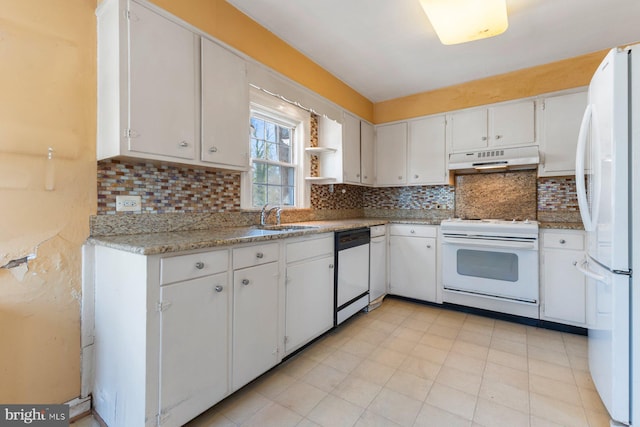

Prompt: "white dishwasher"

[334,228,370,326]
[369,225,387,309]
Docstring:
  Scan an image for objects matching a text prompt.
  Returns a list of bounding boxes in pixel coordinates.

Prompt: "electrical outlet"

[116,195,141,212]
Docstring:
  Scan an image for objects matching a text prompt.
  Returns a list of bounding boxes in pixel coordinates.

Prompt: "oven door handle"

[442,236,537,250]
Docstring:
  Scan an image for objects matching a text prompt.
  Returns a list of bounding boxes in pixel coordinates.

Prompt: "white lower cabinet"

[159,272,229,426]
[231,242,281,390]
[540,229,587,326]
[369,225,387,302]
[388,224,437,302]
[284,234,335,355]
[232,261,280,390]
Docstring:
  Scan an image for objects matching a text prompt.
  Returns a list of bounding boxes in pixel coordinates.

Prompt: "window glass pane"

[251,138,265,159]
[279,127,291,145]
[279,145,291,163]
[282,186,295,206]
[265,122,276,142]
[267,165,281,185]
[267,186,281,205]
[253,163,267,184]
[266,142,278,162]
[281,166,295,186]
[251,118,264,139]
[253,184,266,207]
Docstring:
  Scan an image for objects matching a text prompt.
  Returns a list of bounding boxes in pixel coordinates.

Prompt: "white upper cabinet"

[449,100,536,152]
[201,38,249,169]
[375,122,408,186]
[97,0,249,171]
[341,112,374,185]
[408,116,447,185]
[126,1,198,160]
[342,112,362,184]
[360,121,375,185]
[538,90,588,177]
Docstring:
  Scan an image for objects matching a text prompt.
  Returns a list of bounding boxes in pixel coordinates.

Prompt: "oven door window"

[457,249,518,282]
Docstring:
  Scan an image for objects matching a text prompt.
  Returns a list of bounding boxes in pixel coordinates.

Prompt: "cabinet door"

[490,101,535,147]
[408,116,447,185]
[201,38,249,169]
[360,121,375,185]
[285,256,334,353]
[369,236,387,301]
[233,262,279,390]
[375,123,407,186]
[542,249,586,325]
[343,112,362,184]
[449,109,487,152]
[539,91,588,176]
[389,236,436,302]
[159,273,229,426]
[128,2,197,160]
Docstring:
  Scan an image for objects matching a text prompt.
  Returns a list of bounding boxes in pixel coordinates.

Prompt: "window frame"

[241,88,310,210]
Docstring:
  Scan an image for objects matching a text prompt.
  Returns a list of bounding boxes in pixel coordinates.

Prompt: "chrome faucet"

[260,204,282,226]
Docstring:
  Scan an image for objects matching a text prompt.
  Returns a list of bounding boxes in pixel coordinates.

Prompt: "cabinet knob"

[495,135,502,140]
[356,173,360,178]
[195,262,205,269]
[241,279,250,286]
[256,252,264,259]
[414,174,419,179]
[209,146,218,153]
[329,264,334,269]
[560,239,566,244]
[398,176,403,180]
[572,260,578,266]
[363,175,368,179]
[427,244,432,248]
[410,229,415,234]
[179,141,189,148]
[215,285,224,293]
[481,136,487,141]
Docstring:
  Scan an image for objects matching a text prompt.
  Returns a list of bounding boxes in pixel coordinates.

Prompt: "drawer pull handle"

[560,239,566,244]
[215,285,223,293]
[572,261,577,266]
[179,141,189,148]
[209,146,218,153]
[242,279,250,286]
[427,245,432,249]
[256,252,264,259]
[195,262,205,269]
[410,229,415,234]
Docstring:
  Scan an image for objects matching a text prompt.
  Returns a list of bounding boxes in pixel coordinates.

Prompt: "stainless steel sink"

[258,224,320,232]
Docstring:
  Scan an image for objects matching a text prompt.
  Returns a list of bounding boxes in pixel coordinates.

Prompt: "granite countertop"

[87,217,583,255]
[87,218,389,255]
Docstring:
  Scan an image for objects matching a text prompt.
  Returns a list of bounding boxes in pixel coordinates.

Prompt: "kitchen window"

[242,88,310,209]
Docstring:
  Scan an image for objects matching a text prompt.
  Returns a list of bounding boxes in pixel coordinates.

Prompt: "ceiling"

[226,0,640,102]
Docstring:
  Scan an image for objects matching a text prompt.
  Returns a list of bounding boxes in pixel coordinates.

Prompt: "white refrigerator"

[575,44,639,426]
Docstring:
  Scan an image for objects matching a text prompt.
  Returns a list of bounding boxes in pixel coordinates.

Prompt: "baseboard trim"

[66,395,92,422]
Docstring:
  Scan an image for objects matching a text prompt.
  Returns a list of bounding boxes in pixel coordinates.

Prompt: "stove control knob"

[524,219,530,224]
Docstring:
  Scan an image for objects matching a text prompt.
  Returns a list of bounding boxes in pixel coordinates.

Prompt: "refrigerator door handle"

[576,104,594,231]
[575,258,607,282]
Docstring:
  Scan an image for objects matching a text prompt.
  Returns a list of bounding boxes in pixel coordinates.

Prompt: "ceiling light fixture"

[419,0,509,45]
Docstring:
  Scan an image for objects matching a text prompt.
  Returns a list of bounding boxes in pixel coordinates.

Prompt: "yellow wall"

[0,0,96,403]
[374,50,608,123]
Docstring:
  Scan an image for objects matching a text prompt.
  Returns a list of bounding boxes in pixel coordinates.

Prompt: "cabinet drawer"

[161,250,229,285]
[389,224,437,238]
[286,234,334,264]
[543,231,584,250]
[233,242,279,270]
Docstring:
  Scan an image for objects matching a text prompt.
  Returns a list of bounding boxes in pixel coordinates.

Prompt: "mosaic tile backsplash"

[538,176,579,212]
[97,160,241,214]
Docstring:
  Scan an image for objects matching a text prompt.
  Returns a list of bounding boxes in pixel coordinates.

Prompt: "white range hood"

[448,145,540,173]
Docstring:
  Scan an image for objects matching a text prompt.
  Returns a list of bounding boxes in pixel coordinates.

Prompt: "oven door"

[442,236,539,303]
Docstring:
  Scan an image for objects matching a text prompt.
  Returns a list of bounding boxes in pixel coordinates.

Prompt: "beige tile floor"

[75,298,610,427]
